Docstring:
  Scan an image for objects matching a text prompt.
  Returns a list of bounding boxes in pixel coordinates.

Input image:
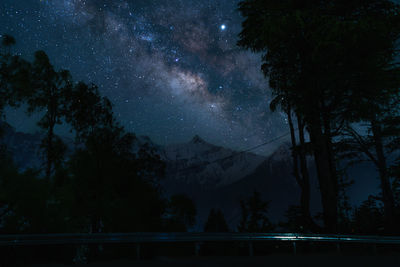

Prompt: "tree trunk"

[287,108,302,188]
[45,90,58,181]
[288,109,321,232]
[371,119,396,233]
[309,121,338,233]
[297,118,321,232]
[45,123,54,181]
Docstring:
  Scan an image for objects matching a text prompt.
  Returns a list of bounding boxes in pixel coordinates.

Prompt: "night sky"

[1,0,288,154]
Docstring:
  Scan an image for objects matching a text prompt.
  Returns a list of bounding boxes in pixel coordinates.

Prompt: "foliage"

[67,125,166,233]
[280,205,304,233]
[0,147,71,233]
[64,82,114,142]
[352,196,384,235]
[0,35,30,122]
[0,36,168,237]
[238,0,400,232]
[238,191,274,232]
[337,172,353,233]
[26,51,73,180]
[164,194,197,232]
[1,34,15,48]
[204,208,229,232]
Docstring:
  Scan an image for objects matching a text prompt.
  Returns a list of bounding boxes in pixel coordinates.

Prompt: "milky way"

[1,0,288,154]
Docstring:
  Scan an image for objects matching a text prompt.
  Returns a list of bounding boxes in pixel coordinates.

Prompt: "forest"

[237,0,400,234]
[1,0,400,263]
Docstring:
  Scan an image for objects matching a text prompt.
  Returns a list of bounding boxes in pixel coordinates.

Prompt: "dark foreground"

[28,254,400,267]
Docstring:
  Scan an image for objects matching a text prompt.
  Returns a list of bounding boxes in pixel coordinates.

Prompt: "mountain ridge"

[1,123,380,230]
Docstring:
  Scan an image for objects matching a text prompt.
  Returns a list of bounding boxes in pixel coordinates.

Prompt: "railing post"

[195,242,200,257]
[336,243,341,253]
[372,244,377,255]
[248,241,254,257]
[136,243,141,260]
[292,241,297,255]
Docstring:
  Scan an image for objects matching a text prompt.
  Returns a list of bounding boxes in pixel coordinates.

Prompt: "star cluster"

[1,0,288,154]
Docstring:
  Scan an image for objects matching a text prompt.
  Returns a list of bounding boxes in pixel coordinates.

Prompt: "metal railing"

[2,232,400,256]
[2,232,400,246]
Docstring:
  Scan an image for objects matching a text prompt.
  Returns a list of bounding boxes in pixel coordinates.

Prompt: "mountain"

[0,122,74,171]
[161,135,266,187]
[1,124,381,230]
[159,136,381,230]
[160,140,311,230]
[1,123,43,170]
[158,135,292,230]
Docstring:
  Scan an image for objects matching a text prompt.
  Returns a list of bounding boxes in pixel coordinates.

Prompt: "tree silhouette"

[77,129,165,232]
[1,34,15,56]
[63,83,166,233]
[352,196,384,235]
[204,208,229,232]
[238,0,400,232]
[64,82,113,142]
[337,38,400,233]
[0,147,71,234]
[1,34,15,48]
[0,37,176,263]
[26,51,73,180]
[0,35,30,125]
[281,205,304,233]
[238,191,273,232]
[270,92,320,232]
[165,194,197,231]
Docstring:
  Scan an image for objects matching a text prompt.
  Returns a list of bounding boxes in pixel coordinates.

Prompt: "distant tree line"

[238,0,400,234]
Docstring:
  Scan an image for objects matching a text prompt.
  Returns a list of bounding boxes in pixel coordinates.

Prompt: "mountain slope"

[1,124,381,230]
[161,141,307,230]
[161,135,266,187]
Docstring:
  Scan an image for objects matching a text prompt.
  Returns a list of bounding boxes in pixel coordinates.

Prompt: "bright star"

[220,24,226,30]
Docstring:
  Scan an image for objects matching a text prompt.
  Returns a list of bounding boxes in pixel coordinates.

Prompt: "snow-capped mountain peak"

[190,135,206,144]
[163,136,266,187]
